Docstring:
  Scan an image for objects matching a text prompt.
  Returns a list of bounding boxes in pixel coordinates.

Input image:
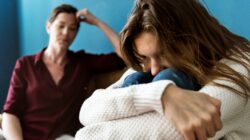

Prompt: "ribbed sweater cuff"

[133,80,175,115]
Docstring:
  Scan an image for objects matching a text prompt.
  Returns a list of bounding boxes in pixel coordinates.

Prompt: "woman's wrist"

[161,84,179,112]
[132,80,175,114]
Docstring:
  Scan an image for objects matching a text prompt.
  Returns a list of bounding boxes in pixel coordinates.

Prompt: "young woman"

[75,0,250,140]
[1,4,125,140]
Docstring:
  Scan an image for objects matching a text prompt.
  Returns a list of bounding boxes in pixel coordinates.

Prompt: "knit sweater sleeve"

[79,68,174,126]
[204,58,250,140]
[202,81,247,140]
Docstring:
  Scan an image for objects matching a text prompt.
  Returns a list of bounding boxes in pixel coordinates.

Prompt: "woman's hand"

[162,85,222,140]
[76,9,99,25]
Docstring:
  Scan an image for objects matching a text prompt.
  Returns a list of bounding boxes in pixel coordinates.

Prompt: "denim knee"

[153,68,200,90]
[122,71,153,87]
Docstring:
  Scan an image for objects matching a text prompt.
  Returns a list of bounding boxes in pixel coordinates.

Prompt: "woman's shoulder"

[220,52,250,75]
[16,54,38,64]
[18,54,35,61]
[14,51,44,69]
[16,49,45,63]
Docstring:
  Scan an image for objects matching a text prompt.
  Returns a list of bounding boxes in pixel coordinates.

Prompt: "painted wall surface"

[18,0,250,56]
[18,0,135,55]
[0,0,20,109]
[203,0,250,40]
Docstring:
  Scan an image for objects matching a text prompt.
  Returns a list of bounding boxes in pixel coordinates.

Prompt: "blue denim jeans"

[121,68,200,90]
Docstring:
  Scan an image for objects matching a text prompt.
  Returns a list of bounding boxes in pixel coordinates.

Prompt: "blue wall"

[204,0,250,40]
[0,0,20,109]
[18,0,250,56]
[1,0,250,109]
[18,0,135,55]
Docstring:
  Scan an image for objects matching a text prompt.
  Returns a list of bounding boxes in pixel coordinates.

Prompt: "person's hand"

[76,9,99,25]
[162,85,222,140]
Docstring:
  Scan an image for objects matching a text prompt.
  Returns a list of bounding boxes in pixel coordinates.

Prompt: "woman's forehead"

[54,13,77,25]
[134,32,161,55]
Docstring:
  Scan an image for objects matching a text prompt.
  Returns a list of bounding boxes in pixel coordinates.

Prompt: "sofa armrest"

[94,68,127,89]
[83,68,127,100]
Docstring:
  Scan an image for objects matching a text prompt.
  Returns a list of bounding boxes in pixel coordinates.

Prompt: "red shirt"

[3,49,125,140]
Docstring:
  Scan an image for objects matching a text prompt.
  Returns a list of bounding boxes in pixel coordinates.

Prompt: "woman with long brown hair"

[76,0,250,139]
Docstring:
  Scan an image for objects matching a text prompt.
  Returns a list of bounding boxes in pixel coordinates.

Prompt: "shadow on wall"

[0,0,20,110]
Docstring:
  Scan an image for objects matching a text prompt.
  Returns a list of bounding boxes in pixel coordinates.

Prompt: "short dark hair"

[48,4,79,29]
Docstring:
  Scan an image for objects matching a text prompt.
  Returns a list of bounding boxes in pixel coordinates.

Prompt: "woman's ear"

[46,21,51,34]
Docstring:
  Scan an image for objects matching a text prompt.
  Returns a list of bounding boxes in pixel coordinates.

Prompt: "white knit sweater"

[75,57,250,140]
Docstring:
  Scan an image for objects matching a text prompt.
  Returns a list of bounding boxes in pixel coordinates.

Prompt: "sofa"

[0,68,127,139]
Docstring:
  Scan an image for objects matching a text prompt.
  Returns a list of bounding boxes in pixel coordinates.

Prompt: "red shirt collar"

[34,48,46,65]
[34,48,74,65]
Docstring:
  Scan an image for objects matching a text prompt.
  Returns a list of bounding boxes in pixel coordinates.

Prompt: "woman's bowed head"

[120,0,250,139]
[73,0,250,139]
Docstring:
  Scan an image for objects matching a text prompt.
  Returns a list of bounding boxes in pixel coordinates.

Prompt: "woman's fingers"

[192,94,222,139]
[208,96,223,131]
[181,126,195,140]
[162,85,222,140]
[209,96,222,116]
[204,116,216,137]
[76,9,98,25]
[195,125,207,140]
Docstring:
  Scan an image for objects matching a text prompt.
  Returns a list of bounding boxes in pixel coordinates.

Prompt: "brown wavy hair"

[48,4,80,30]
[120,0,250,98]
